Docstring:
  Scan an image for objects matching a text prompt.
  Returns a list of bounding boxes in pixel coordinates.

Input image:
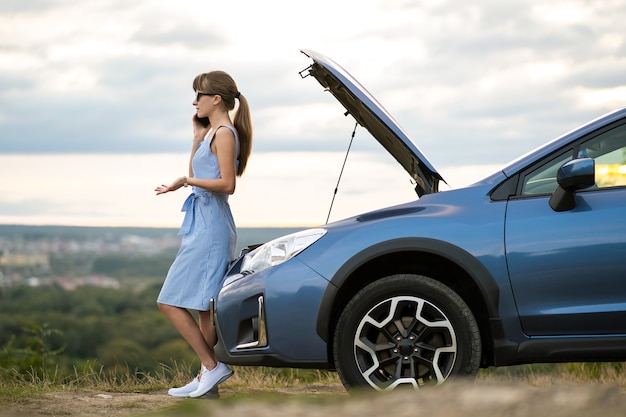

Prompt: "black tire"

[333,274,481,391]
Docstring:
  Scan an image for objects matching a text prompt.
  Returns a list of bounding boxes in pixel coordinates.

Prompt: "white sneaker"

[168,378,220,399]
[188,363,233,398]
[167,376,199,397]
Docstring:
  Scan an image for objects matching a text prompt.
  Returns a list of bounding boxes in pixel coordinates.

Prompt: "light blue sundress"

[157,125,239,311]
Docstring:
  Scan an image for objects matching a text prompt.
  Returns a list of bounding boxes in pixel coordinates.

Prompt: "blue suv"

[214,49,626,391]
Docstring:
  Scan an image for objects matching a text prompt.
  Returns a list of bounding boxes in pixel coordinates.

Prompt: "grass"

[478,362,626,389]
[0,362,343,406]
[3,361,626,408]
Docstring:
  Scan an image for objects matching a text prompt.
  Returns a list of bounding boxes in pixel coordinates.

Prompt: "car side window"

[579,124,626,189]
[521,151,572,196]
[521,123,626,196]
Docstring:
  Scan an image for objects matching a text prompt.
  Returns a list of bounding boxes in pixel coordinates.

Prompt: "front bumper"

[213,257,334,369]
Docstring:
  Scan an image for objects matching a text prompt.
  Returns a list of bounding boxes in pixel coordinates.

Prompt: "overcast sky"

[1,0,625,227]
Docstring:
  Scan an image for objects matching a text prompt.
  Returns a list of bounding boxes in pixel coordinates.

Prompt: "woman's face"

[193,92,216,118]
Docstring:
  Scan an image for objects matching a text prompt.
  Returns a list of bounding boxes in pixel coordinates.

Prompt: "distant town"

[0,225,181,290]
[0,225,302,290]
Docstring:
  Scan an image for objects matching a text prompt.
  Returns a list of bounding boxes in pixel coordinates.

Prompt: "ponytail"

[233,93,252,176]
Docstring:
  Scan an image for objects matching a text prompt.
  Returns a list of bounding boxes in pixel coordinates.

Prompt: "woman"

[155,70,252,398]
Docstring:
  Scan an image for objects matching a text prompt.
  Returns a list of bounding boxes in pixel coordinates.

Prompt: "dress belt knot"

[178,192,212,236]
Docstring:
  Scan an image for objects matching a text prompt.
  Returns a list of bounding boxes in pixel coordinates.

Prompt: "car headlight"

[240,228,327,273]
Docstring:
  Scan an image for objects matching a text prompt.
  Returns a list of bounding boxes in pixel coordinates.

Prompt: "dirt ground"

[2,381,626,417]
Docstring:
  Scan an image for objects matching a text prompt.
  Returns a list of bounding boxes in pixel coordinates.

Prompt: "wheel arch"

[316,237,501,367]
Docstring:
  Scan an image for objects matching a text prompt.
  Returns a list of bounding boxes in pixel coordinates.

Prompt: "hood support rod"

[326,120,358,224]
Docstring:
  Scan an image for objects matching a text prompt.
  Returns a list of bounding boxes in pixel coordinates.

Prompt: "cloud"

[0,0,624,169]
[2,0,625,227]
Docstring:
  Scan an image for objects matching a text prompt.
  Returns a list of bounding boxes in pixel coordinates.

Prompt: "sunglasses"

[195,92,219,101]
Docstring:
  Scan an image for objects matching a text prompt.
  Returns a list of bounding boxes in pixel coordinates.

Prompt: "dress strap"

[210,125,240,164]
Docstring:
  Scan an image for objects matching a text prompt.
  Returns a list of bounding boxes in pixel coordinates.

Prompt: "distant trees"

[0,226,297,380]
[92,253,176,278]
[0,284,196,379]
[0,321,64,378]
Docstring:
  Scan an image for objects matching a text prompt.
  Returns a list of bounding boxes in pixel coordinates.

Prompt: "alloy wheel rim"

[353,295,457,390]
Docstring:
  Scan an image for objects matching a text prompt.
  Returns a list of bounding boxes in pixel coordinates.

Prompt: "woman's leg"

[157,302,217,369]
[198,310,217,347]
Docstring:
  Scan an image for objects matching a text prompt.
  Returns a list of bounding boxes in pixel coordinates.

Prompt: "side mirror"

[549,158,595,212]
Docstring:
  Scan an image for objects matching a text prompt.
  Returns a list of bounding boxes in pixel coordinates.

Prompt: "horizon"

[0,151,501,229]
[0,223,307,231]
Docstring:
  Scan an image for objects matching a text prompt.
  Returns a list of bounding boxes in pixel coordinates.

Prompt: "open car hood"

[300,49,443,196]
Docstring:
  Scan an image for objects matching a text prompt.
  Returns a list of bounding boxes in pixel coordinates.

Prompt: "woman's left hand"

[155,177,185,195]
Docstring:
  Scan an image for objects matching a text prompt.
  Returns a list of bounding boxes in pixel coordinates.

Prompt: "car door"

[505,122,626,336]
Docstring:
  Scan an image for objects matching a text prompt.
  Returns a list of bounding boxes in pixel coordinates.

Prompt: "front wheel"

[333,274,481,391]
